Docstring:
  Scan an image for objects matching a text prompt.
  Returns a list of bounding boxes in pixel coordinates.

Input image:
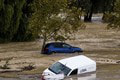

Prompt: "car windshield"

[49,62,71,76]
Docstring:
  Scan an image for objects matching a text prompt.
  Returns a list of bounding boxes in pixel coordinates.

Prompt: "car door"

[53,43,64,53]
[62,44,73,53]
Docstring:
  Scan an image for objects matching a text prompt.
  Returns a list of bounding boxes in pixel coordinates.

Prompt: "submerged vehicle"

[42,42,83,54]
[42,55,96,80]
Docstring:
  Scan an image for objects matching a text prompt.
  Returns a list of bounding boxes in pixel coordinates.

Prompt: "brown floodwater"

[0,51,120,80]
[0,16,119,80]
[0,63,120,80]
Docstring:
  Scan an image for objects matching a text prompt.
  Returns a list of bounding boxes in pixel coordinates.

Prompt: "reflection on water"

[65,73,96,80]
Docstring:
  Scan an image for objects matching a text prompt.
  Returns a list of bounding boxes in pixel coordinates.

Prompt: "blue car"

[42,42,83,54]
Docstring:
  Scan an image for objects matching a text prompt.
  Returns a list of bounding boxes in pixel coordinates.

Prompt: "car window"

[70,69,78,75]
[54,43,62,48]
[63,44,71,48]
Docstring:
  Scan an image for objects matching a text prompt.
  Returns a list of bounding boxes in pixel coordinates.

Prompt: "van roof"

[58,55,96,70]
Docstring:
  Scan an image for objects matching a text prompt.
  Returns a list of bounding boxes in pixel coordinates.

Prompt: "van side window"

[70,69,78,75]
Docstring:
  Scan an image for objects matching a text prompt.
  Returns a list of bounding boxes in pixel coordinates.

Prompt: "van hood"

[42,68,65,80]
[42,68,55,76]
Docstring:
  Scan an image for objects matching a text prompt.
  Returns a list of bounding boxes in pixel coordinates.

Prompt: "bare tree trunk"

[84,0,94,22]
[88,2,94,21]
[84,12,90,22]
[41,36,47,54]
[84,4,94,22]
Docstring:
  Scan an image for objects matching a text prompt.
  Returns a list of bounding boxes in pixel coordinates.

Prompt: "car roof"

[46,42,66,45]
[58,55,96,70]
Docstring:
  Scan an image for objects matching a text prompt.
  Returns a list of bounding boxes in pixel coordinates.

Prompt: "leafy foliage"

[12,0,35,41]
[69,0,116,22]
[107,0,120,29]
[29,0,85,53]
[0,0,35,42]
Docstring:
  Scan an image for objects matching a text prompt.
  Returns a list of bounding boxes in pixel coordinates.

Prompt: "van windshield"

[49,62,71,76]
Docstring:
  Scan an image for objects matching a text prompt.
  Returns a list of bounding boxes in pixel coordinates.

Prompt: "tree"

[29,0,85,53]
[12,0,35,41]
[0,0,34,42]
[70,0,116,22]
[107,0,120,29]
[102,0,116,21]
[69,0,102,22]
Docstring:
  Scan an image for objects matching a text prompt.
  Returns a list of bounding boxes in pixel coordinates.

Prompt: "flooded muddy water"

[0,64,120,80]
[0,51,120,80]
[0,16,119,80]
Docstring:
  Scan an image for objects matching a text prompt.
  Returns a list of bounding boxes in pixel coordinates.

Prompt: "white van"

[42,55,96,80]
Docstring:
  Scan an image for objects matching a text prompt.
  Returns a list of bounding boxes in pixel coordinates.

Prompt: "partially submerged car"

[42,55,96,80]
[42,42,83,54]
